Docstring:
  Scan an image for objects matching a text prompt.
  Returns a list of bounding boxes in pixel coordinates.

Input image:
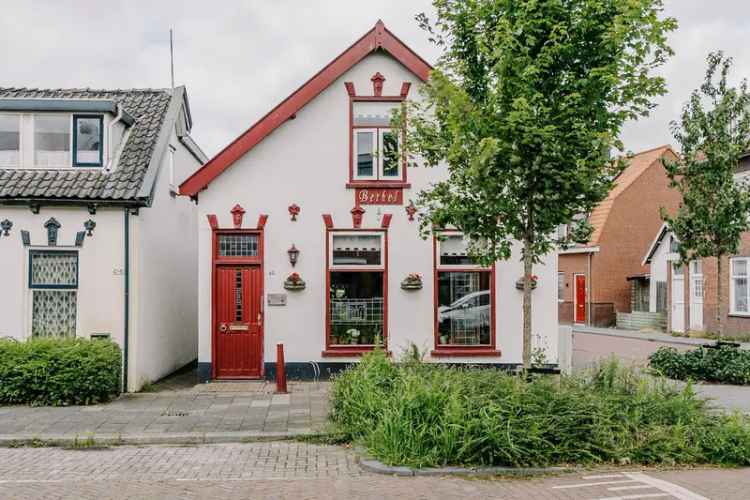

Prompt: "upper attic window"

[0,115,20,167]
[73,115,103,166]
[351,101,403,182]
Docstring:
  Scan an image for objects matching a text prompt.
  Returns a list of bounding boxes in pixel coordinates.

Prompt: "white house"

[0,86,206,391]
[179,21,559,381]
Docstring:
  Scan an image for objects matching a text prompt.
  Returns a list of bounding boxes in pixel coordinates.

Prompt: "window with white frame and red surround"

[433,233,499,357]
[325,230,388,356]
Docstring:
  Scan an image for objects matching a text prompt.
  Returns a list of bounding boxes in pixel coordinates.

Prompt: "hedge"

[330,349,750,467]
[649,345,750,385]
[0,337,122,406]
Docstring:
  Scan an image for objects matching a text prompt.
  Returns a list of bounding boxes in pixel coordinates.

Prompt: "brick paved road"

[0,443,747,499]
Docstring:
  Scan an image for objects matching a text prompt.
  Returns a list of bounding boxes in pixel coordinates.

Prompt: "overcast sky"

[2,1,749,158]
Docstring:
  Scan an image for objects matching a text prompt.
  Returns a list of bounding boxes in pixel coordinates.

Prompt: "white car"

[438,290,490,329]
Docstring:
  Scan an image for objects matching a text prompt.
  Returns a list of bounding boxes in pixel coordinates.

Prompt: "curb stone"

[0,429,315,448]
[355,447,574,477]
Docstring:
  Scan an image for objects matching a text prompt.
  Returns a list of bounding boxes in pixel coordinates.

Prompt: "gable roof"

[642,222,670,266]
[179,20,433,197]
[586,145,675,245]
[0,86,195,205]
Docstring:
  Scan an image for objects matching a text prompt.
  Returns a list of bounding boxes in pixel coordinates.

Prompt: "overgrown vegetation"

[672,331,750,344]
[0,338,121,406]
[650,345,750,385]
[330,349,750,468]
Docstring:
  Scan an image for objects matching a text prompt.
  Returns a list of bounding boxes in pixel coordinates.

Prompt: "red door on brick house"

[215,265,263,378]
[575,274,586,324]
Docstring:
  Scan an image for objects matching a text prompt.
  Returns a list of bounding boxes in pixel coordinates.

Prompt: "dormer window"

[34,115,70,167]
[73,115,103,167]
[0,115,20,167]
[351,101,403,182]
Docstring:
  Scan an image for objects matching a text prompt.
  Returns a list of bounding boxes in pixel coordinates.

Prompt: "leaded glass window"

[218,234,258,257]
[29,250,78,337]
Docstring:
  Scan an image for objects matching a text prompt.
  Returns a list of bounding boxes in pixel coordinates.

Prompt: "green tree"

[662,52,750,338]
[400,0,676,366]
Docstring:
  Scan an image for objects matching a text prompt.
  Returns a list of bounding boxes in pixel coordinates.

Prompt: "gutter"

[123,208,130,392]
[559,246,600,255]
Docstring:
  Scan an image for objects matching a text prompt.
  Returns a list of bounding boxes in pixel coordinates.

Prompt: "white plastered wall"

[649,236,669,313]
[196,51,558,369]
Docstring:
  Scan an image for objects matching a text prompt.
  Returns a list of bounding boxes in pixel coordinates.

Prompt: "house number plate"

[355,188,403,205]
[268,293,287,306]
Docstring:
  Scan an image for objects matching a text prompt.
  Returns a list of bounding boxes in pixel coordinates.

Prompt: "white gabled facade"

[0,87,204,391]
[182,23,559,381]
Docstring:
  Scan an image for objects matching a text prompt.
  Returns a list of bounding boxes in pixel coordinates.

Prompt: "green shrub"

[650,346,750,385]
[0,337,122,406]
[330,349,750,468]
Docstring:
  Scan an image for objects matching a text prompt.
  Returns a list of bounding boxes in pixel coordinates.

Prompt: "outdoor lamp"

[288,244,300,267]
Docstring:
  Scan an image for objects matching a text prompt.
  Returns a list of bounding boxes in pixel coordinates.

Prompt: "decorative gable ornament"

[371,72,386,96]
[0,219,12,237]
[231,204,246,229]
[405,200,417,221]
[84,219,96,236]
[351,206,365,228]
[44,218,61,246]
[288,204,301,221]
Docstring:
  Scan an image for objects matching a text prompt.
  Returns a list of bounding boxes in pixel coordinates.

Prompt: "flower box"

[401,273,423,290]
[284,273,306,291]
[515,275,538,291]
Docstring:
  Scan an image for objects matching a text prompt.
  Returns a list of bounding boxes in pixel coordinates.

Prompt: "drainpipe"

[587,252,592,325]
[107,104,124,170]
[123,207,130,392]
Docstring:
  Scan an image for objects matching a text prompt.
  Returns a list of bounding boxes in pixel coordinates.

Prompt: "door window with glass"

[435,234,493,348]
[29,250,78,337]
[351,101,402,180]
[731,257,749,315]
[328,232,385,348]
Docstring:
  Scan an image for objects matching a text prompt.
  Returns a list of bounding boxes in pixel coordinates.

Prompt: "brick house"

[643,153,750,337]
[558,145,681,327]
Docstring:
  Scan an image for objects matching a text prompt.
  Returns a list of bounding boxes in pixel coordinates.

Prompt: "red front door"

[575,274,586,323]
[215,266,263,378]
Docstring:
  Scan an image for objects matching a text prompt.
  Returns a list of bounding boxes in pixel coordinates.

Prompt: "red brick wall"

[593,151,681,315]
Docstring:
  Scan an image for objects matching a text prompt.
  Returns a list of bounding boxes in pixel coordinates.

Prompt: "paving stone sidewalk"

[0,374,330,446]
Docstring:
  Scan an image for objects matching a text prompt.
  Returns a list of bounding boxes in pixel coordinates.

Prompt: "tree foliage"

[399,0,676,365]
[662,52,750,336]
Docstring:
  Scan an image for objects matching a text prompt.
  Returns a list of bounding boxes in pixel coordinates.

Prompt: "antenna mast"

[169,29,175,89]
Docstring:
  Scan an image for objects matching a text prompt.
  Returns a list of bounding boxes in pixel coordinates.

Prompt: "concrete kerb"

[355,446,575,478]
[0,429,316,448]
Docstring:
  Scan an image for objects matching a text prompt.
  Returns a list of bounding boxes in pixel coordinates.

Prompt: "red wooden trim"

[231,204,245,229]
[179,20,431,197]
[346,181,411,189]
[325,226,389,354]
[400,82,412,97]
[322,213,334,229]
[207,214,218,229]
[432,234,498,354]
[344,81,356,96]
[351,206,365,228]
[351,95,405,102]
[380,213,392,228]
[430,349,502,357]
[371,72,385,96]
[256,214,268,230]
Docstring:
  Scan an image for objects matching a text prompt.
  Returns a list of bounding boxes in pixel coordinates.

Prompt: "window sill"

[728,313,750,318]
[321,348,392,358]
[346,181,411,189]
[430,348,502,358]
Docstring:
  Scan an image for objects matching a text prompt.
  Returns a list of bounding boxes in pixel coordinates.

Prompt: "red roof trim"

[179,20,433,197]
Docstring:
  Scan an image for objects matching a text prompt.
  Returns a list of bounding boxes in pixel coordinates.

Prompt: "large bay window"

[327,231,386,352]
[351,101,403,182]
[731,257,749,315]
[434,233,496,354]
[29,250,79,337]
[0,113,104,169]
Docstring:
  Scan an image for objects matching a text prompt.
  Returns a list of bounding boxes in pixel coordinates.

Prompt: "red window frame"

[347,95,409,188]
[323,227,389,357]
[432,232,500,357]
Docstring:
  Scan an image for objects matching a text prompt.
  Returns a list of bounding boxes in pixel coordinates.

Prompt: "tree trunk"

[522,239,533,369]
[716,254,724,339]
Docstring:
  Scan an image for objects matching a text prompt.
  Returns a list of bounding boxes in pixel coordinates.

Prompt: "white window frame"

[0,113,23,168]
[329,231,385,270]
[558,272,565,302]
[353,128,378,180]
[168,144,177,194]
[730,257,750,316]
[378,128,402,179]
[27,248,80,338]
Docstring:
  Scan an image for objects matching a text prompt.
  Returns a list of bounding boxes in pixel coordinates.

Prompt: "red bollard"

[276,343,288,394]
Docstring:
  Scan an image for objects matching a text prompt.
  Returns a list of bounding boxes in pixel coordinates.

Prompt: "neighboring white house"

[179,21,559,382]
[0,86,206,391]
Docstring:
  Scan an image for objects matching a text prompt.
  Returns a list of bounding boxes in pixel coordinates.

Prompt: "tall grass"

[330,349,750,468]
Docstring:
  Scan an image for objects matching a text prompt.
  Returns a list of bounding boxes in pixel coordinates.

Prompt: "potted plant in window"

[515,274,538,291]
[401,273,423,290]
[283,272,306,291]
